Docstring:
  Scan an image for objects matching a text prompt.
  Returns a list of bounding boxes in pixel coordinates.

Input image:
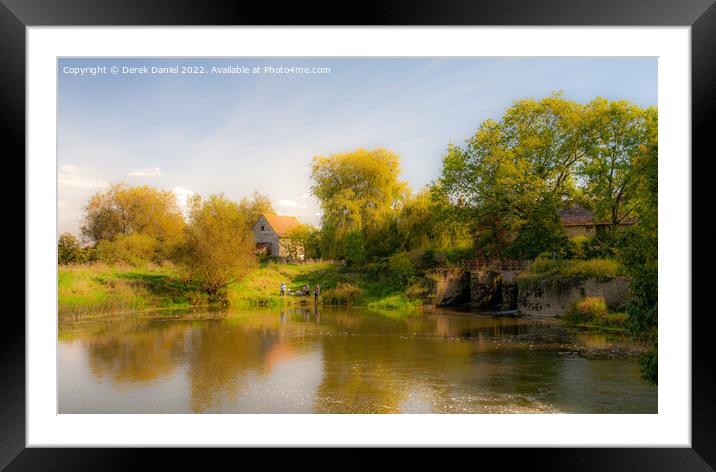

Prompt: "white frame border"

[27,26,690,447]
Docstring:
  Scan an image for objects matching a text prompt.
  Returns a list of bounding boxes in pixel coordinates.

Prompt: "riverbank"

[58,261,421,318]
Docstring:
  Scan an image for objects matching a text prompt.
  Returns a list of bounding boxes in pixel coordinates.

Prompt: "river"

[58,306,657,414]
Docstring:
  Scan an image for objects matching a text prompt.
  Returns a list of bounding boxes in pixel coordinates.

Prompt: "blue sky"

[57,57,657,234]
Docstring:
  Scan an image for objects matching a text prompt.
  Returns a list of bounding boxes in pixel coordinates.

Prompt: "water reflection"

[58,308,657,414]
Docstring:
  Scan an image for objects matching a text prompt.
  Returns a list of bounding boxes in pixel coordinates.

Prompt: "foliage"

[57,263,199,318]
[238,191,275,230]
[58,233,85,264]
[367,293,420,311]
[617,126,658,364]
[176,194,257,294]
[580,100,657,227]
[639,347,658,384]
[437,93,656,257]
[311,148,408,258]
[343,230,367,267]
[95,233,159,266]
[386,252,416,288]
[564,296,608,322]
[81,184,185,259]
[517,257,623,292]
[505,194,569,259]
[321,283,363,306]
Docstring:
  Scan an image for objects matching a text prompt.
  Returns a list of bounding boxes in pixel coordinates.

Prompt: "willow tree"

[81,183,186,260]
[178,194,256,295]
[310,148,408,259]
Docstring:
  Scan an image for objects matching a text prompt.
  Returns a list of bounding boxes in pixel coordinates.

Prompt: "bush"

[568,235,591,259]
[321,283,363,305]
[387,252,415,288]
[95,233,159,266]
[564,296,608,323]
[368,293,419,311]
[405,281,429,301]
[58,233,86,264]
[343,231,367,267]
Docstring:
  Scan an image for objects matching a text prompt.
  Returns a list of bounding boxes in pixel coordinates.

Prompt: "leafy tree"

[81,183,185,258]
[95,233,159,266]
[342,230,367,267]
[505,194,569,259]
[580,99,657,229]
[311,148,408,258]
[177,194,257,295]
[617,133,658,383]
[57,233,84,264]
[239,191,275,229]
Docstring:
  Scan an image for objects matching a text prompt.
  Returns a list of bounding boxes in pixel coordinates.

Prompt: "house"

[252,213,305,260]
[559,205,636,238]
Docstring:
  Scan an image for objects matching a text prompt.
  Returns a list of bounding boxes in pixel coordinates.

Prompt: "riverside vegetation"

[58,93,658,383]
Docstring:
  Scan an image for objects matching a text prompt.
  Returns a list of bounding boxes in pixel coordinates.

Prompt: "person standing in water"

[314,284,321,303]
[280,281,286,296]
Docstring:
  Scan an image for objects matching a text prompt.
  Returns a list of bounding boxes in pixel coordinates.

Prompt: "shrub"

[387,252,415,288]
[343,231,367,267]
[368,293,419,311]
[58,233,85,265]
[564,296,608,323]
[321,282,363,305]
[405,281,429,301]
[95,233,159,266]
[568,235,591,259]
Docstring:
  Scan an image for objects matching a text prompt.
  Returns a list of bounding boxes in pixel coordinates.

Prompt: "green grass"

[516,258,623,293]
[59,259,428,318]
[58,263,196,319]
[367,293,421,311]
[563,296,628,330]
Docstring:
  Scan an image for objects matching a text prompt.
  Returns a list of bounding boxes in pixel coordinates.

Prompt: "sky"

[57,57,657,235]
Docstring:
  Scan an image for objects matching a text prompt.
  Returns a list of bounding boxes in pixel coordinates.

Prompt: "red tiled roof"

[262,214,302,237]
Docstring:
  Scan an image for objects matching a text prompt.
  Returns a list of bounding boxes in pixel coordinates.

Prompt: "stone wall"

[426,269,470,306]
[517,277,630,316]
[469,270,519,310]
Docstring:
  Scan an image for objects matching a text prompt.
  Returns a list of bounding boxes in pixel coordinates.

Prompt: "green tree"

[617,134,658,383]
[342,230,367,267]
[177,194,257,295]
[95,233,159,266]
[57,233,84,264]
[505,194,569,259]
[311,148,408,258]
[81,183,185,259]
[580,99,657,229]
[239,191,275,229]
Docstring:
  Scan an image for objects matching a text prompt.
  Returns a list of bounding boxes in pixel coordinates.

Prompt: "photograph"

[55,56,659,415]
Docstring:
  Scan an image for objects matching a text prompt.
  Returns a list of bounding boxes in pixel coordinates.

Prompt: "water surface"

[58,307,657,413]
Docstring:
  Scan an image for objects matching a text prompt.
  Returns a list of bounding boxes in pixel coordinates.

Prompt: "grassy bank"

[58,263,199,319]
[516,258,624,293]
[59,260,423,318]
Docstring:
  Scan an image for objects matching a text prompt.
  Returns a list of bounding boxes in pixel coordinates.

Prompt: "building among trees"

[252,214,305,260]
[559,205,637,238]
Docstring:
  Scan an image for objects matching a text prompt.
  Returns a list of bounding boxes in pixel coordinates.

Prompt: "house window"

[261,225,265,231]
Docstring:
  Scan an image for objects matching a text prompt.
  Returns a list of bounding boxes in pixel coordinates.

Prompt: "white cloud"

[278,199,298,208]
[58,165,108,189]
[128,166,162,177]
[173,187,195,216]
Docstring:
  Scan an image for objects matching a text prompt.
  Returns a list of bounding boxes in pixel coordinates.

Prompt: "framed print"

[3,0,711,469]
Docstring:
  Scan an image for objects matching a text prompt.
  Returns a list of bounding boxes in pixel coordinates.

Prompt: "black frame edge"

[4,0,712,470]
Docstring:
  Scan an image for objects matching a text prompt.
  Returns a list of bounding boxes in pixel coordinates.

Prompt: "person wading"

[313,284,321,303]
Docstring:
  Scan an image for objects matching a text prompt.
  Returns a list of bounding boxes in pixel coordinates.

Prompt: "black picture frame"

[3,0,709,469]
